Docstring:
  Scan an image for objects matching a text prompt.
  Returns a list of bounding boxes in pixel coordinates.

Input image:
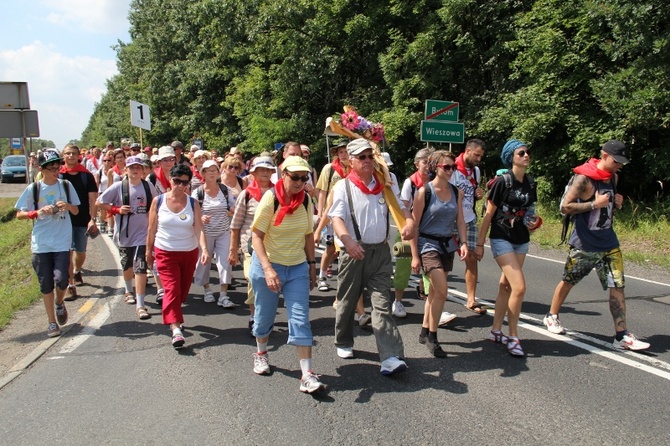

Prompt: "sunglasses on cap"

[287,174,310,183]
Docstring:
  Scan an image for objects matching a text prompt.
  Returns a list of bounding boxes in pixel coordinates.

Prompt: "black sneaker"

[55,303,68,326]
[425,338,447,358]
[64,285,77,301]
[419,333,427,344]
[73,270,83,284]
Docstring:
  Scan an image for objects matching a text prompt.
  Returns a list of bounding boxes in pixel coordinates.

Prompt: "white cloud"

[0,41,117,147]
[42,0,131,35]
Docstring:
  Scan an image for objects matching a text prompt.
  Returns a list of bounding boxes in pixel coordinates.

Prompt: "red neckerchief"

[573,158,612,181]
[191,165,204,183]
[331,158,348,178]
[348,170,385,195]
[246,178,272,202]
[113,164,124,176]
[60,163,89,174]
[409,171,424,188]
[155,167,171,191]
[455,153,477,187]
[273,181,306,226]
[90,157,99,170]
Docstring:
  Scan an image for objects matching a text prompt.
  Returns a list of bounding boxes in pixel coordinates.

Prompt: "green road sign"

[424,100,459,122]
[420,120,465,143]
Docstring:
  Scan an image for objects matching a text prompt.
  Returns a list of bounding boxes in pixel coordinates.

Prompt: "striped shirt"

[191,186,233,237]
[230,191,259,254]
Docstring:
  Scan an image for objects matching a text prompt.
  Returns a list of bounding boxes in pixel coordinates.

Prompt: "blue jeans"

[249,254,312,346]
[490,238,529,258]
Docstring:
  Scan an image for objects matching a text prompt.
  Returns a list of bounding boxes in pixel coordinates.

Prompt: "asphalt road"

[1,182,669,445]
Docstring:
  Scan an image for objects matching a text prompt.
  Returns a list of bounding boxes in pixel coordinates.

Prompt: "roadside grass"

[532,200,670,271]
[0,198,40,329]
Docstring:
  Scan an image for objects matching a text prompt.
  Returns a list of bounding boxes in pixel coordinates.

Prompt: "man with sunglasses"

[544,140,650,351]
[15,149,80,337]
[329,138,415,375]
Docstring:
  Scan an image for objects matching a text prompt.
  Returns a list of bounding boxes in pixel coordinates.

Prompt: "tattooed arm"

[560,174,610,215]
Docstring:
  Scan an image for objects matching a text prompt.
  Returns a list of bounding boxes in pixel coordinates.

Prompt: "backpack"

[118,177,153,238]
[481,170,535,216]
[32,179,71,210]
[195,183,229,207]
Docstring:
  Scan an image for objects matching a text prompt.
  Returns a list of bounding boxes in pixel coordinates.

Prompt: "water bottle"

[523,203,537,228]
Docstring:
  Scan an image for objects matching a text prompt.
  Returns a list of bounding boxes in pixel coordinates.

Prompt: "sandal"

[507,337,525,357]
[124,292,136,304]
[465,302,487,315]
[136,306,150,320]
[488,330,509,344]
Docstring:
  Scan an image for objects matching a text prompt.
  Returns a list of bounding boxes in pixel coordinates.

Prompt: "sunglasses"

[516,149,530,157]
[227,165,240,170]
[287,174,310,183]
[437,164,455,172]
[171,178,190,186]
[161,157,176,162]
[103,159,112,162]
[355,154,375,161]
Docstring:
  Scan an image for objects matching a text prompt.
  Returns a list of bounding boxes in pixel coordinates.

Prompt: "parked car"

[1,155,28,183]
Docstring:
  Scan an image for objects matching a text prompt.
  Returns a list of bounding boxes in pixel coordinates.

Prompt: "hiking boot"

[73,270,83,285]
[55,303,68,326]
[47,322,61,338]
[543,313,565,334]
[613,333,650,351]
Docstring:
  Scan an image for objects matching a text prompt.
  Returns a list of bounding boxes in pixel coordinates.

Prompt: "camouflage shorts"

[562,247,625,290]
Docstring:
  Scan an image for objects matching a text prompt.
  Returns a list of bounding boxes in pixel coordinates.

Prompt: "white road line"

[446,288,670,380]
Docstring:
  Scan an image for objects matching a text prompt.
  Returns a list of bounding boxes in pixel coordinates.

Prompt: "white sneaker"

[612,333,650,351]
[253,352,271,375]
[357,313,371,326]
[299,372,326,394]
[217,294,235,308]
[203,289,215,303]
[380,356,407,375]
[318,279,329,292]
[392,301,407,318]
[543,313,565,334]
[438,311,457,326]
[336,347,354,359]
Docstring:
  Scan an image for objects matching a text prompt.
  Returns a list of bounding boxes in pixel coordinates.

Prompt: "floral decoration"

[337,105,385,142]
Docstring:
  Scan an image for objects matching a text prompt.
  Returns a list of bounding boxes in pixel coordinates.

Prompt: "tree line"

[80,0,670,203]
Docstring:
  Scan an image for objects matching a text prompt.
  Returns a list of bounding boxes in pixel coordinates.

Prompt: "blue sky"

[0,0,131,149]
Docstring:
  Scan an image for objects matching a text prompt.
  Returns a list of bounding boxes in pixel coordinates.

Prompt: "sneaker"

[358,313,371,326]
[380,356,408,375]
[425,338,447,358]
[438,311,457,326]
[64,285,77,301]
[171,333,185,349]
[73,270,83,285]
[543,313,565,334]
[392,301,407,318]
[336,347,354,359]
[326,267,333,278]
[253,352,271,375]
[55,303,68,326]
[318,279,329,292]
[300,372,326,394]
[613,333,650,351]
[217,294,235,308]
[156,288,164,304]
[419,332,427,344]
[203,289,215,303]
[47,322,61,338]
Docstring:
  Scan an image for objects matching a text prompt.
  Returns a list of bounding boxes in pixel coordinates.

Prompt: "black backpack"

[32,179,71,210]
[195,183,229,207]
[118,177,153,238]
[481,170,535,216]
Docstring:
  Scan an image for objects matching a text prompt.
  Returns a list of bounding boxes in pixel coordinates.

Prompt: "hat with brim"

[150,154,160,163]
[381,152,393,166]
[200,159,220,173]
[38,149,63,167]
[250,156,275,172]
[602,140,629,164]
[347,138,373,156]
[157,146,175,160]
[125,156,144,167]
[281,155,311,173]
[192,150,210,160]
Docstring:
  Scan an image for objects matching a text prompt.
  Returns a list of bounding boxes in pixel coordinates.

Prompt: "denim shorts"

[490,238,529,258]
[71,226,88,253]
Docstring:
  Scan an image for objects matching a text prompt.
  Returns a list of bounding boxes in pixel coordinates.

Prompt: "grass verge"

[0,198,41,330]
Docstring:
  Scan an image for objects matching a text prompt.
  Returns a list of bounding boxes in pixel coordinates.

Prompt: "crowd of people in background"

[13,136,650,394]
